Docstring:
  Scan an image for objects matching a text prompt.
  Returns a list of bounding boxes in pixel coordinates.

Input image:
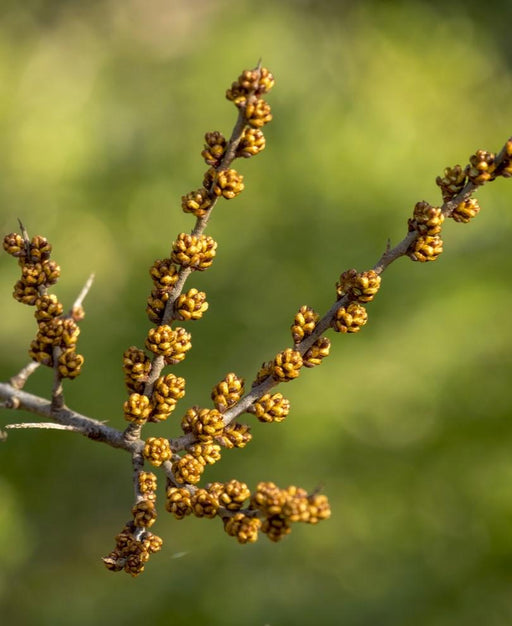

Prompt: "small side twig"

[9,361,40,390]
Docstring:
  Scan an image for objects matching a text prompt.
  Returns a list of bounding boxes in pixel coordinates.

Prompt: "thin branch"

[51,347,65,411]
[72,272,95,311]
[132,450,145,502]
[9,361,40,390]
[17,218,30,249]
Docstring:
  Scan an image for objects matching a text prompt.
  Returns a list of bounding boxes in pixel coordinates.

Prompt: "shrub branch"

[1,62,511,576]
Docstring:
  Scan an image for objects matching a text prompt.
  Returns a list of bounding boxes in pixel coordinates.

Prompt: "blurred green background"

[1,0,512,624]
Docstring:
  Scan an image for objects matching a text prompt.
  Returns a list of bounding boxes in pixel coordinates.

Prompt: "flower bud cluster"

[203,167,245,199]
[451,198,480,223]
[150,373,186,421]
[407,201,445,263]
[187,441,222,466]
[143,436,172,467]
[272,348,303,382]
[467,150,496,185]
[250,482,331,542]
[336,269,381,303]
[102,521,163,577]
[181,188,213,218]
[211,372,245,412]
[436,165,467,201]
[223,512,262,544]
[145,324,192,364]
[138,471,158,500]
[201,131,227,167]
[408,201,444,236]
[226,66,275,101]
[333,302,368,333]
[123,393,151,425]
[236,127,266,158]
[216,422,252,449]
[248,392,290,423]
[191,487,221,519]
[171,233,217,271]
[181,406,225,441]
[226,66,274,129]
[165,486,193,519]
[303,336,331,368]
[172,453,205,484]
[408,235,444,263]
[103,470,162,577]
[291,305,319,344]
[175,288,208,321]
[122,346,151,393]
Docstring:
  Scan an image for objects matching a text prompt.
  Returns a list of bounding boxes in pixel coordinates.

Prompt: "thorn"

[311,483,325,495]
[17,218,27,238]
[72,273,95,313]
[17,218,30,254]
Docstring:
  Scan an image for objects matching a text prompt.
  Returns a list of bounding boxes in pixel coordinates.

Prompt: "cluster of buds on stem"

[103,471,162,576]
[406,139,512,263]
[3,229,85,387]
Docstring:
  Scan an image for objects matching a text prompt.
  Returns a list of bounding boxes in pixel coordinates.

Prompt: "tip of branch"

[72,273,96,312]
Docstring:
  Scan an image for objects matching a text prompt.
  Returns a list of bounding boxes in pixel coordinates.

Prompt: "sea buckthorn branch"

[2,63,511,576]
[101,64,278,575]
[122,63,270,449]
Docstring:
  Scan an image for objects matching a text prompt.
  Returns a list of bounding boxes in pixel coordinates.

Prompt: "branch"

[0,381,142,453]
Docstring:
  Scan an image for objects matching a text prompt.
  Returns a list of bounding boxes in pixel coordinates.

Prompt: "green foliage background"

[1,1,512,624]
